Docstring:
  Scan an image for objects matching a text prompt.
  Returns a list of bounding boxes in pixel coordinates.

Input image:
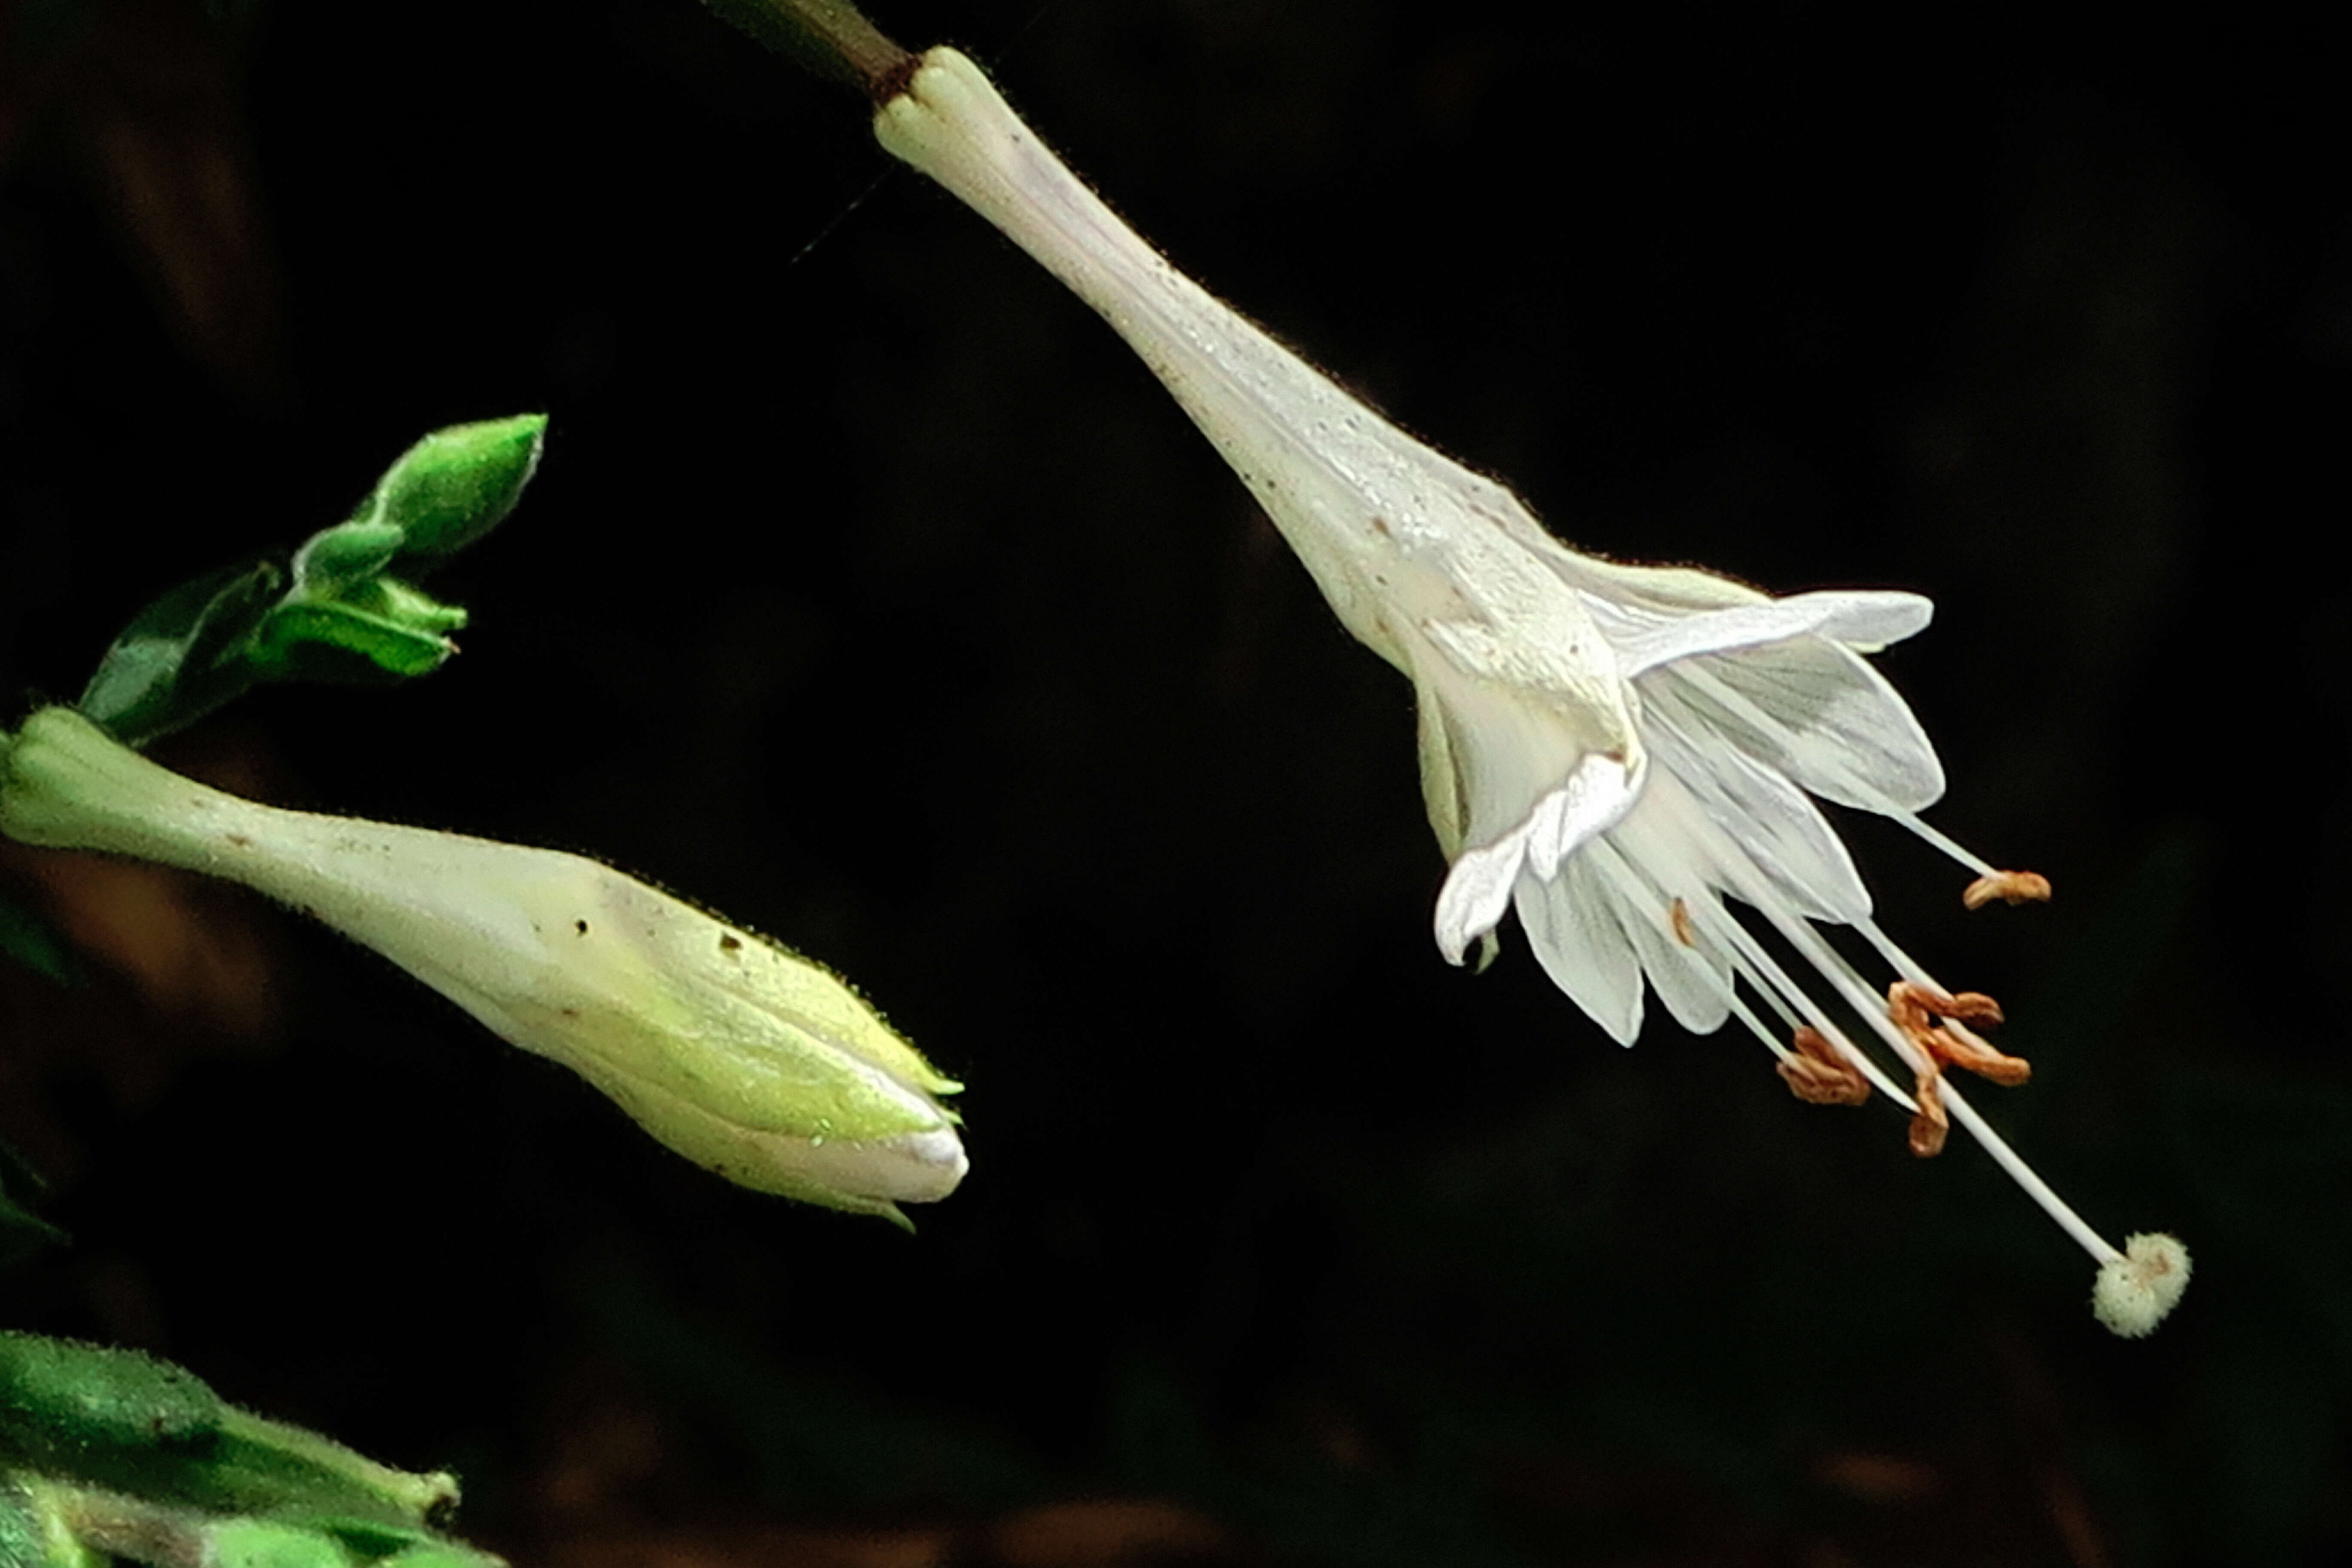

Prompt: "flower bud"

[0,708,966,1222]
[357,413,546,562]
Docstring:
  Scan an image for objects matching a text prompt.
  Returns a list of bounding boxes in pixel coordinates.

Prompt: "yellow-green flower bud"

[0,708,965,1223]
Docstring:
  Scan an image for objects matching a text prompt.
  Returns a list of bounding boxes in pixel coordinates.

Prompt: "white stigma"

[2092,1232,2192,1338]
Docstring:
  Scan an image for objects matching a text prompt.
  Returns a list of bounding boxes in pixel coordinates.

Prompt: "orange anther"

[1779,1026,1871,1106]
[1668,897,1697,948]
[1907,1070,1949,1157]
[1887,981,1938,1046]
[1941,990,2005,1027]
[1964,869,2052,910]
[1892,981,2004,1028]
[1929,1018,2032,1087]
[1888,979,2032,1088]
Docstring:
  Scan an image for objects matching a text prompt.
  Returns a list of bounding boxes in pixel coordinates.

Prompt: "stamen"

[1964,869,2053,909]
[1628,773,2134,1271]
[1854,916,1942,992]
[1940,991,2004,1025]
[1673,866,1916,1107]
[1668,897,1697,947]
[1888,979,2003,1027]
[1931,1017,2032,1087]
[1888,981,2031,1086]
[1907,1066,1949,1156]
[1778,1025,1870,1106]
[1888,810,2001,878]
[1727,992,1794,1061]
[1631,785,1918,1102]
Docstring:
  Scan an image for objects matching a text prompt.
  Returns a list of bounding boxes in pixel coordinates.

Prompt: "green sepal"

[244,598,461,682]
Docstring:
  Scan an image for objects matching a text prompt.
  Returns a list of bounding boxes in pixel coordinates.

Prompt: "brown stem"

[743,0,915,101]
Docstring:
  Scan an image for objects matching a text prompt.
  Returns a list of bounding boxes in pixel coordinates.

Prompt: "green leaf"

[76,560,283,746]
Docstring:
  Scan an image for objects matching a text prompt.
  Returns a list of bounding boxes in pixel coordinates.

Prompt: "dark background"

[4,2,2348,1564]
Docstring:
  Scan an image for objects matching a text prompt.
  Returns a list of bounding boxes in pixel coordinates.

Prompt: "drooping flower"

[0,707,966,1224]
[873,46,2184,1329]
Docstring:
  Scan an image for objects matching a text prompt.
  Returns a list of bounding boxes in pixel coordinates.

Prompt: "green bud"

[206,1518,356,1568]
[357,415,547,561]
[199,1405,460,1531]
[0,1333,222,1462]
[72,417,543,746]
[0,708,967,1223]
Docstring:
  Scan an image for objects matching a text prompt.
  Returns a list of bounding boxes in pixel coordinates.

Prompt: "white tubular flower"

[0,707,966,1225]
[875,46,2187,1330]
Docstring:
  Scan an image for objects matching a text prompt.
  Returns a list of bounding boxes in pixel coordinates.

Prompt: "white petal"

[1431,750,1643,966]
[1527,548,1771,616]
[1607,590,1934,678]
[1652,642,1946,814]
[1589,841,1735,1035]
[1434,831,1527,966]
[1522,749,1645,881]
[1516,854,1644,1044]
[1645,706,1872,923]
